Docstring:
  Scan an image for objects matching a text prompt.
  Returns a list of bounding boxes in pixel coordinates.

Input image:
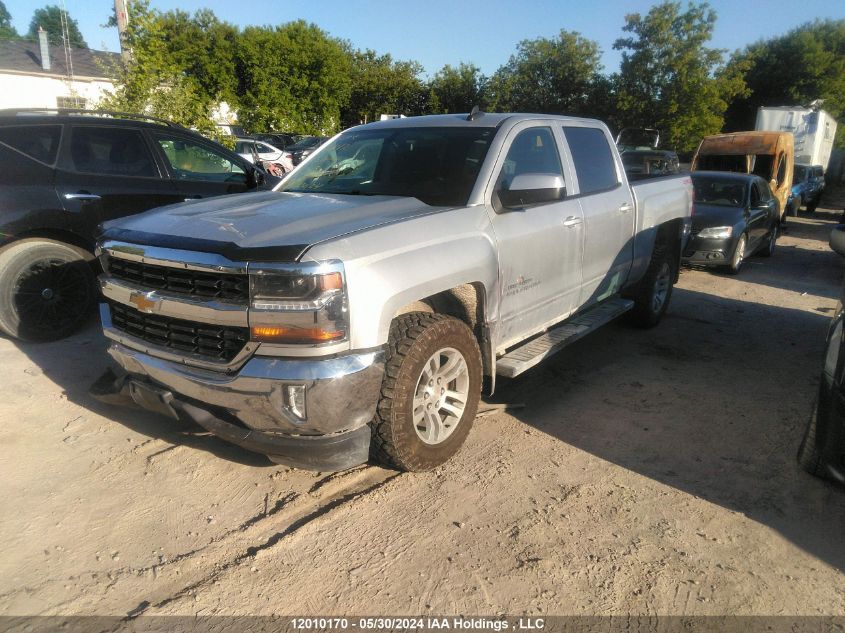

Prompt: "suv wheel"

[0,240,96,342]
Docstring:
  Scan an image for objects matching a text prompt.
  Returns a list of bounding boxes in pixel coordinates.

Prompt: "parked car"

[234,137,293,174]
[0,108,279,342]
[683,171,779,274]
[284,135,328,165]
[254,132,296,151]
[797,225,845,486]
[616,127,680,179]
[92,112,692,472]
[788,163,825,215]
[692,131,794,224]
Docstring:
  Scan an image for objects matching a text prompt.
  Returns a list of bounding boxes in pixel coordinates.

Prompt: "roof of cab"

[348,112,603,131]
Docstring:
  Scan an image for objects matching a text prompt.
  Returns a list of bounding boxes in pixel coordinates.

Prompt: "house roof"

[0,38,119,80]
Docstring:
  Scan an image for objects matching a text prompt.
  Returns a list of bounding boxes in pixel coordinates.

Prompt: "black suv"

[0,109,279,342]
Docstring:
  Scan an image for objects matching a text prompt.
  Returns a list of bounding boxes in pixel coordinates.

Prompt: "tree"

[27,5,86,47]
[428,63,487,114]
[613,1,746,153]
[235,21,352,134]
[724,20,845,147]
[341,49,428,127]
[487,30,604,116]
[0,1,18,39]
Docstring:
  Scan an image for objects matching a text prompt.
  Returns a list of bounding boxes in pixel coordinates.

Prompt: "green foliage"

[725,19,845,147]
[0,1,18,39]
[97,1,222,140]
[428,63,487,114]
[342,49,427,127]
[613,1,746,153]
[27,5,86,47]
[235,21,352,134]
[487,30,604,116]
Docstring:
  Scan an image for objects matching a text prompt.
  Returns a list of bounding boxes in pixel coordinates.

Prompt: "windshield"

[692,176,748,207]
[793,165,808,181]
[280,127,495,206]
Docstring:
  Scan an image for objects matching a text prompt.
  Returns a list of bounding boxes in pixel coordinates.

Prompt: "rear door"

[149,131,255,201]
[487,121,584,349]
[55,124,181,226]
[561,124,635,308]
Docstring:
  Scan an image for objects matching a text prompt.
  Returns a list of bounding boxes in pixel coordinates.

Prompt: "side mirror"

[830,225,845,258]
[498,173,565,210]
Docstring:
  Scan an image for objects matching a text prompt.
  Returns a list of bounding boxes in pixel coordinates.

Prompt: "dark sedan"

[798,225,845,486]
[284,135,328,166]
[683,171,779,274]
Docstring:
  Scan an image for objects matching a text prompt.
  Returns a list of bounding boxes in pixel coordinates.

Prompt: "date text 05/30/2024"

[290,617,546,631]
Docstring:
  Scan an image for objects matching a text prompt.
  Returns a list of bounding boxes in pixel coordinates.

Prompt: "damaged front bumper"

[91,342,385,471]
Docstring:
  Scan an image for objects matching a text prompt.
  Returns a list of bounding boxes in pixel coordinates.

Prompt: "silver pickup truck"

[92,112,692,471]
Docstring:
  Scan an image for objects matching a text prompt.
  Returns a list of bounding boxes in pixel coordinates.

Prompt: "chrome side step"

[496,298,634,378]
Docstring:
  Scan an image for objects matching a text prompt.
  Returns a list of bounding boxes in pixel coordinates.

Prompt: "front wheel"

[370,313,482,471]
[726,233,747,275]
[0,239,96,342]
[628,243,675,328]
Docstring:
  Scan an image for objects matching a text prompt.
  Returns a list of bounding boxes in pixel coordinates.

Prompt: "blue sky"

[7,0,845,77]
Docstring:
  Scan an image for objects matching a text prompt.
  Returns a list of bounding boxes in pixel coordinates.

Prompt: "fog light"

[284,385,307,421]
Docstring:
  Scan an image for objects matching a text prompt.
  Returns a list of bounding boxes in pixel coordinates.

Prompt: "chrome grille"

[109,302,248,362]
[107,257,248,304]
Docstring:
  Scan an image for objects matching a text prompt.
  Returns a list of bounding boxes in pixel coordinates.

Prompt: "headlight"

[249,262,347,344]
[698,226,733,239]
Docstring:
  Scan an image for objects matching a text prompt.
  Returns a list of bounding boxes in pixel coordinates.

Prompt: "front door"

[487,123,584,350]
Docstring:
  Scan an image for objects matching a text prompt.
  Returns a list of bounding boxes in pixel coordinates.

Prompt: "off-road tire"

[370,312,482,471]
[807,197,819,214]
[797,404,824,478]
[628,242,675,329]
[0,239,96,342]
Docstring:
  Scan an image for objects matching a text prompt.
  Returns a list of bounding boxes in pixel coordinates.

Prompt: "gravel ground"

[1,200,844,618]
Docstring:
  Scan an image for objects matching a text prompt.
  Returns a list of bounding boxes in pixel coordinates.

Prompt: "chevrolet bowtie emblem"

[129,292,158,314]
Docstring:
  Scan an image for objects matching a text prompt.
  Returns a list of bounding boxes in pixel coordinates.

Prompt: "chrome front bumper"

[106,339,385,437]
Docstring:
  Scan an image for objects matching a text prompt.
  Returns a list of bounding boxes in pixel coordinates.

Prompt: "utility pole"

[114,0,130,62]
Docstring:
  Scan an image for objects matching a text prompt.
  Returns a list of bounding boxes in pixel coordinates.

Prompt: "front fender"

[304,207,499,350]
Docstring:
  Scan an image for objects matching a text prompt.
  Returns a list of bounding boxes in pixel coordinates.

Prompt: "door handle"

[563,216,582,227]
[64,192,101,201]
[619,202,633,213]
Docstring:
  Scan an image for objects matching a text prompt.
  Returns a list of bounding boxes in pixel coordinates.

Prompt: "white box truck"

[755,106,837,171]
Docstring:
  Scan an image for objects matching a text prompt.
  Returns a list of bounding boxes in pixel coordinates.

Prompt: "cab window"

[498,127,563,185]
[0,125,62,164]
[562,126,619,194]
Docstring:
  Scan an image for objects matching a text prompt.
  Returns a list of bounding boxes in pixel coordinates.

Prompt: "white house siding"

[0,71,114,110]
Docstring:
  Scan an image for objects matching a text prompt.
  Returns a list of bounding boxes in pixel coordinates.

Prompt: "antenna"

[59,0,76,104]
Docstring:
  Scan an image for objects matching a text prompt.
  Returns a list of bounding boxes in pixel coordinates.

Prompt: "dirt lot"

[2,201,845,619]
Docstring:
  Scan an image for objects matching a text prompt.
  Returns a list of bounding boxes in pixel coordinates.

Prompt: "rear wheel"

[807,196,819,213]
[628,243,675,328]
[759,224,778,257]
[370,312,482,471]
[0,240,96,342]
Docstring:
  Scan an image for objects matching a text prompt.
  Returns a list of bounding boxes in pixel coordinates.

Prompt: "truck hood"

[101,191,449,261]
